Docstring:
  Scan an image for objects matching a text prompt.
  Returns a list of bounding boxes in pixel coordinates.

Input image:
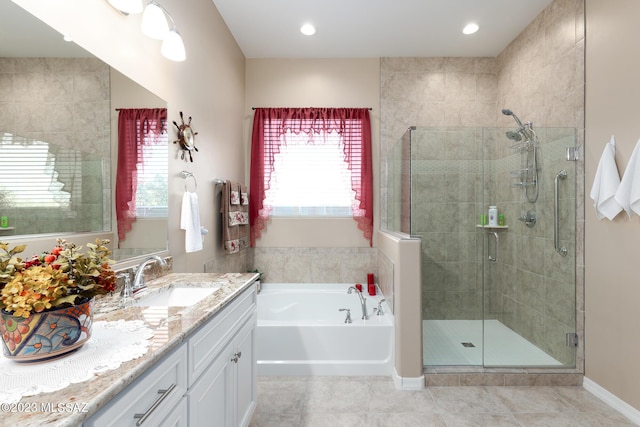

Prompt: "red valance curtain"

[249,107,373,246]
[115,108,167,246]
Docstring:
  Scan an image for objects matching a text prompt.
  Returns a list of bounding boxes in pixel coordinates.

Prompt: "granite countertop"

[2,272,259,427]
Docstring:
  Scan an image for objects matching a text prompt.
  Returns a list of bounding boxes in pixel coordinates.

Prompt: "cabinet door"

[235,313,257,427]
[187,340,234,427]
[160,397,188,427]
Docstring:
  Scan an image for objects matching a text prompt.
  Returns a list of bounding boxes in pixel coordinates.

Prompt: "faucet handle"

[117,273,132,298]
[374,299,386,316]
[338,308,352,323]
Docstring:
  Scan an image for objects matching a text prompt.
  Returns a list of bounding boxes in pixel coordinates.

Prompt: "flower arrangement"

[0,239,116,318]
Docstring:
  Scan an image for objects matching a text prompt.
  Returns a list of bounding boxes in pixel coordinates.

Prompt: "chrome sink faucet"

[129,255,167,295]
[347,286,368,320]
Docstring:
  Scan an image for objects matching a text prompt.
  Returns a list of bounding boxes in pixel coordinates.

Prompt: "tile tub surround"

[1,272,259,427]
[249,376,635,427]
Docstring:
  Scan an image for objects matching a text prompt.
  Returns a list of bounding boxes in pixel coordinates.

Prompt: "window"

[250,107,373,246]
[265,129,355,217]
[0,134,72,209]
[135,133,168,218]
[115,108,167,245]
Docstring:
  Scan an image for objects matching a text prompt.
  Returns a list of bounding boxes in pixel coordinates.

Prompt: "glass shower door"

[481,127,577,368]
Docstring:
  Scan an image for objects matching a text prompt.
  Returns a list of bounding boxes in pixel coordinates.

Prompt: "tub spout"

[347,286,369,320]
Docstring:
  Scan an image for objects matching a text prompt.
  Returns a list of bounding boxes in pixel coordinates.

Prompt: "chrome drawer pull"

[133,383,176,426]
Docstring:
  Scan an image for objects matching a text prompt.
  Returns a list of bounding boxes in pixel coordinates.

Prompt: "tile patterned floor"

[249,376,636,427]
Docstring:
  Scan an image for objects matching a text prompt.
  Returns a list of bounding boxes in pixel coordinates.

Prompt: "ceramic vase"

[0,298,94,362]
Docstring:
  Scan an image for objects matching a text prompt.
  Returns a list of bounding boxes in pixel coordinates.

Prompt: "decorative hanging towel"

[221,181,249,253]
[181,190,203,252]
[615,138,640,218]
[590,135,622,220]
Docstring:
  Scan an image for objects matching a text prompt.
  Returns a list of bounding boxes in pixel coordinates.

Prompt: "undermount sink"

[132,286,220,307]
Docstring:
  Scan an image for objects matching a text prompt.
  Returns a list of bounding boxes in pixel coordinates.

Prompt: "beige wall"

[377,231,423,381]
[13,0,246,273]
[585,0,640,411]
[245,58,380,248]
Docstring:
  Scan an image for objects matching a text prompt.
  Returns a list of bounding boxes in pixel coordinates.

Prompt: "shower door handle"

[554,170,568,256]
[488,231,498,262]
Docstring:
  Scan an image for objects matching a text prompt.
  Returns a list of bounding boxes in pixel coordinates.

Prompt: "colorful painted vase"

[0,298,94,362]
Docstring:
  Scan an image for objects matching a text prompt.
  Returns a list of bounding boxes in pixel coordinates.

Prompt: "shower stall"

[383,121,577,368]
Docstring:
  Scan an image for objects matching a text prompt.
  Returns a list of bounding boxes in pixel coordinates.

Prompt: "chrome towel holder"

[181,171,197,192]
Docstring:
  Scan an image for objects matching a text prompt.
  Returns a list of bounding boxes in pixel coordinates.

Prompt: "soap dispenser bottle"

[488,206,498,226]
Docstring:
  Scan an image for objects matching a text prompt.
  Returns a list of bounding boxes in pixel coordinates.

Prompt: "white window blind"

[264,130,355,217]
[135,132,168,218]
[0,133,72,209]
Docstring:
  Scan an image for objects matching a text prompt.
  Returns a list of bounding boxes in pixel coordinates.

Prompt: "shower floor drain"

[461,342,475,348]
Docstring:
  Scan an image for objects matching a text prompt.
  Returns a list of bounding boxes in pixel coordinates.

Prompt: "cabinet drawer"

[84,345,188,427]
[188,284,256,385]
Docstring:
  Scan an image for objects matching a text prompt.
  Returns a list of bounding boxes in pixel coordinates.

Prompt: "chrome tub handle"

[554,170,568,256]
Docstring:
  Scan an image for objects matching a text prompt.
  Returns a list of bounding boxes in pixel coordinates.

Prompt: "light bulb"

[107,0,143,15]
[141,1,169,40]
[300,23,316,36]
[463,23,479,35]
[161,29,186,61]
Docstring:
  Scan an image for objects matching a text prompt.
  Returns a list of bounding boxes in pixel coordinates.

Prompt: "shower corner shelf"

[476,225,509,230]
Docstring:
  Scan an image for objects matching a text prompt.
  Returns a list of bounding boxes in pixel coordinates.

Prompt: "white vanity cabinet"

[186,284,257,427]
[83,344,189,427]
[83,282,257,427]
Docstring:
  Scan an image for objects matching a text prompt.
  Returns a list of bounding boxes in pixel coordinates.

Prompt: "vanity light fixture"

[300,23,316,36]
[462,22,479,35]
[161,28,186,62]
[140,1,186,62]
[141,0,170,40]
[105,0,186,61]
[107,0,144,15]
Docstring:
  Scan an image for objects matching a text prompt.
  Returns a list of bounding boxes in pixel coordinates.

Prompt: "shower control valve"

[518,210,536,228]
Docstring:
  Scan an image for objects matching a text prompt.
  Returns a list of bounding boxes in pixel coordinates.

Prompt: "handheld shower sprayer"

[502,108,525,129]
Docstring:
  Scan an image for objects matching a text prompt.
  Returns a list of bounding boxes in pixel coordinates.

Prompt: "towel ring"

[181,171,197,192]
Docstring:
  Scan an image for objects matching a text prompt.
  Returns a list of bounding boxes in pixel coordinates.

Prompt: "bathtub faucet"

[347,286,369,320]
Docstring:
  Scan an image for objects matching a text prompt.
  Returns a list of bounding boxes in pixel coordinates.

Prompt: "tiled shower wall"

[380,0,585,368]
[0,57,110,234]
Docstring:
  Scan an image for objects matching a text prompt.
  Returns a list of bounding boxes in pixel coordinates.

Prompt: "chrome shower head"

[506,130,522,141]
[502,108,525,129]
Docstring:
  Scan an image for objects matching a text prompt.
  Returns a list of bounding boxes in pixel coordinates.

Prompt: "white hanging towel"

[615,138,640,218]
[590,135,622,220]
[181,191,203,252]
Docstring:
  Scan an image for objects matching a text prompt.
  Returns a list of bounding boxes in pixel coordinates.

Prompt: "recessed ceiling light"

[463,23,479,35]
[300,23,316,36]
[63,34,73,42]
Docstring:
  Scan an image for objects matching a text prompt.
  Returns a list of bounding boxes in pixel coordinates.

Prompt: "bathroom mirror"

[0,1,168,261]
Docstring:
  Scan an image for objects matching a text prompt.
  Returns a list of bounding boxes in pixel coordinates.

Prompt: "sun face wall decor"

[173,111,198,162]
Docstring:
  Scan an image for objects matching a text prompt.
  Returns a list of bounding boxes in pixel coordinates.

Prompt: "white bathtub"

[256,283,394,376]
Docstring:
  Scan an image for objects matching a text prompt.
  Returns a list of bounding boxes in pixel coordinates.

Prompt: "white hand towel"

[590,135,622,220]
[615,138,640,218]
[181,191,203,253]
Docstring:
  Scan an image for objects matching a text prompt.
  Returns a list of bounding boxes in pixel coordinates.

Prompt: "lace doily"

[0,320,154,404]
